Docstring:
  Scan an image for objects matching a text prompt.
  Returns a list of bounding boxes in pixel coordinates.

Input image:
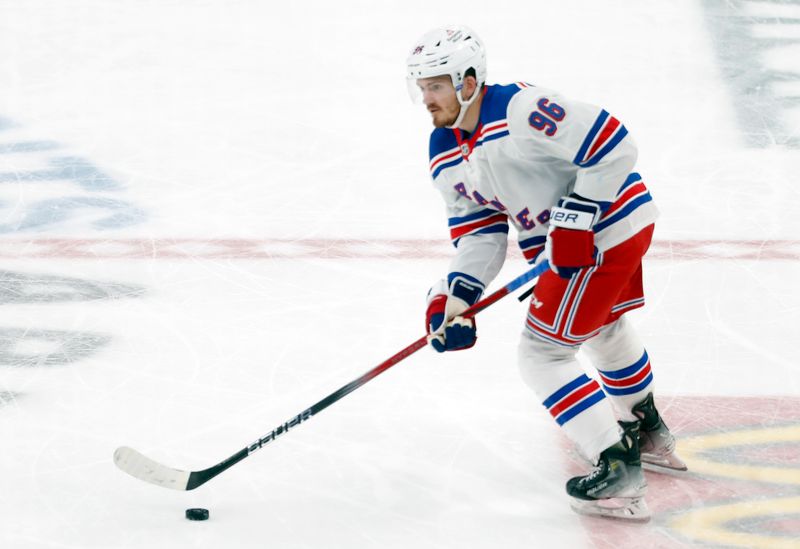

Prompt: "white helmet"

[406,26,487,128]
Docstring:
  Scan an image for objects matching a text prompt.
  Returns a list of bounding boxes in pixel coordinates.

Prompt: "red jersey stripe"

[449,213,508,241]
[601,182,648,219]
[522,245,545,261]
[430,148,462,172]
[587,117,621,159]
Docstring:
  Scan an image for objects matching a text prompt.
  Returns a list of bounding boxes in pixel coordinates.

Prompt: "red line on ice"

[0,238,798,260]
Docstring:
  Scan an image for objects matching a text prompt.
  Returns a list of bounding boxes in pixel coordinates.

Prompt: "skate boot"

[566,420,650,522]
[632,393,687,473]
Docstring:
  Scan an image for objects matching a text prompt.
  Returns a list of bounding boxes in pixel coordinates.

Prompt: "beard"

[431,110,458,128]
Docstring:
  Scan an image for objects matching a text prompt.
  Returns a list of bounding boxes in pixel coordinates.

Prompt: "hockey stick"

[113,260,550,491]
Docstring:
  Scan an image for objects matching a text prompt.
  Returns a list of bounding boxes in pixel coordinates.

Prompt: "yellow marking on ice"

[671,496,800,549]
[678,424,800,484]
[671,424,800,547]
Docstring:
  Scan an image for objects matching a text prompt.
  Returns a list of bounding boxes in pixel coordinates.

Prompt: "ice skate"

[632,393,687,473]
[566,421,650,522]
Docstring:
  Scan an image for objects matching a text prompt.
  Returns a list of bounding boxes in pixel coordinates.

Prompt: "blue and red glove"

[545,194,602,279]
[425,274,484,352]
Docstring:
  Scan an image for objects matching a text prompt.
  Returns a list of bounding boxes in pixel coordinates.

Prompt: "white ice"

[0,1,799,548]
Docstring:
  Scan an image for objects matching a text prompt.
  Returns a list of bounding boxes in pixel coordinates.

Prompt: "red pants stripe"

[526,225,654,347]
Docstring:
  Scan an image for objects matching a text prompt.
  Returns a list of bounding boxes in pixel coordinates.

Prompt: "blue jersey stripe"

[593,193,652,233]
[518,235,546,249]
[473,224,509,236]
[448,208,502,226]
[432,156,463,179]
[478,130,510,145]
[574,110,609,166]
[579,126,628,168]
[618,172,642,194]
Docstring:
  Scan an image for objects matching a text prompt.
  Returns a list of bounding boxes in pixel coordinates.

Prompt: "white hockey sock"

[518,331,620,459]
[582,317,655,420]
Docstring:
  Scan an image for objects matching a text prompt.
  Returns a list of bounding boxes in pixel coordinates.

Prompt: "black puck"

[185,508,209,521]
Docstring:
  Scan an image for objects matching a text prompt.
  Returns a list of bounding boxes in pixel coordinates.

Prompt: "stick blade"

[113,446,191,491]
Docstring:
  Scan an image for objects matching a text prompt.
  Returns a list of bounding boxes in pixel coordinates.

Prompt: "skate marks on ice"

[0,391,18,407]
[0,271,145,367]
[0,328,112,367]
[571,396,800,548]
[0,270,145,304]
[701,0,800,148]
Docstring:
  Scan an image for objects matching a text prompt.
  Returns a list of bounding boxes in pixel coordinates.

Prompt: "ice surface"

[0,0,799,548]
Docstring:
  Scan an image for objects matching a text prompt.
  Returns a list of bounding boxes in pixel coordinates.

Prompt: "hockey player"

[406,26,685,522]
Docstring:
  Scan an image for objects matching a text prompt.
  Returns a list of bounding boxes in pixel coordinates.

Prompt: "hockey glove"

[545,194,601,279]
[425,274,483,352]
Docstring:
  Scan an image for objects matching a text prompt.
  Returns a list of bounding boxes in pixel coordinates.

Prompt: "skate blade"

[569,496,651,523]
[641,451,688,474]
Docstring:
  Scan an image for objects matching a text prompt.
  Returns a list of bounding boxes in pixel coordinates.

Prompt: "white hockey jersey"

[428,82,659,294]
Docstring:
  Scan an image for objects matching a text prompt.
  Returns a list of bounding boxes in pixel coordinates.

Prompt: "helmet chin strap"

[446,85,481,129]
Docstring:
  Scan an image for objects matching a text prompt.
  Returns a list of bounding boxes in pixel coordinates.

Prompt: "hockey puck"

[185,508,209,521]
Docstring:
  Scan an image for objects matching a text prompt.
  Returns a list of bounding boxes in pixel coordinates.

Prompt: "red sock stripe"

[548,379,602,418]
[599,362,652,388]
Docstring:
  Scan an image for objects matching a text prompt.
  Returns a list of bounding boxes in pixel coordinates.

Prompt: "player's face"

[417,76,460,128]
